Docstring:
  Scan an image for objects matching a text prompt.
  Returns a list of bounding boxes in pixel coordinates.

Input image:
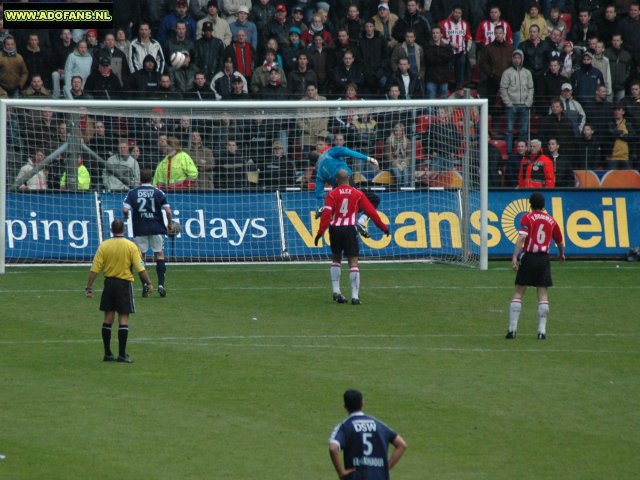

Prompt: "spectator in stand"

[171,115,194,147]
[358,18,389,95]
[570,51,605,102]
[259,67,289,99]
[187,71,217,99]
[505,139,528,187]
[539,58,565,109]
[330,27,360,71]
[193,21,226,82]
[187,130,215,190]
[129,23,165,74]
[500,49,534,153]
[387,56,424,99]
[559,40,581,78]
[84,29,100,57]
[250,0,275,40]
[392,0,431,49]
[262,4,290,47]
[302,13,333,48]
[0,36,28,98]
[224,28,256,82]
[51,29,75,98]
[251,49,287,95]
[576,124,605,169]
[307,31,331,94]
[568,9,599,49]
[287,51,317,98]
[85,57,123,99]
[476,5,513,50]
[520,24,553,111]
[63,40,92,99]
[226,73,251,99]
[426,107,462,171]
[520,3,549,42]
[60,154,91,191]
[128,54,161,99]
[154,136,199,190]
[87,120,115,166]
[153,74,183,100]
[373,3,399,51]
[263,37,284,67]
[164,20,195,61]
[230,6,258,50]
[541,97,578,160]
[297,83,328,157]
[350,112,378,173]
[16,149,48,191]
[260,139,296,190]
[103,138,140,192]
[114,28,131,64]
[158,0,197,45]
[546,6,567,40]
[67,75,92,100]
[618,2,640,78]
[546,137,574,186]
[592,40,612,99]
[621,81,640,126]
[574,0,605,21]
[138,111,170,169]
[391,29,425,83]
[289,5,308,38]
[518,139,555,188]
[196,1,232,46]
[222,0,253,24]
[479,24,513,107]
[189,0,211,21]
[92,32,129,90]
[212,56,248,99]
[385,121,411,186]
[605,103,636,170]
[332,49,365,95]
[215,138,247,189]
[440,5,472,89]
[597,5,619,47]
[583,84,612,136]
[491,1,526,48]
[21,74,52,98]
[21,33,53,89]
[282,26,307,72]
[169,51,198,94]
[336,4,365,44]
[544,28,564,62]
[605,34,632,102]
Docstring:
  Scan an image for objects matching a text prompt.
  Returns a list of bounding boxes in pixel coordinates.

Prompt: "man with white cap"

[222,0,253,24]
[229,5,258,49]
[373,3,399,50]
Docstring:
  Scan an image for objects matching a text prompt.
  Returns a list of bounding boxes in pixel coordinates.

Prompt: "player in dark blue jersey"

[329,389,407,480]
[123,168,174,298]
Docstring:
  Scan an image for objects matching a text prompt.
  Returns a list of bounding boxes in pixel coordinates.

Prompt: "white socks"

[509,299,522,333]
[538,301,549,335]
[330,263,341,294]
[350,266,360,300]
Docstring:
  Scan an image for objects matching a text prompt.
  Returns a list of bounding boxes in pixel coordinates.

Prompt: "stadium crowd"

[5,0,640,191]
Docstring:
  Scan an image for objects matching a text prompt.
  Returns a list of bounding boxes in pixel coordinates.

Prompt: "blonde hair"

[167,136,181,150]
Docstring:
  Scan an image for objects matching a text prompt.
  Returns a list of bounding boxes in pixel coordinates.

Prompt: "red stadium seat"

[561,13,572,32]
[416,114,435,134]
[489,139,508,160]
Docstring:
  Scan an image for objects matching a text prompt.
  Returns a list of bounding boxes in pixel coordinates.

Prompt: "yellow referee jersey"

[90,237,146,282]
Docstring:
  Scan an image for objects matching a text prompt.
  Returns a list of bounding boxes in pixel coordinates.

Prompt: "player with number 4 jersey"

[506,192,565,340]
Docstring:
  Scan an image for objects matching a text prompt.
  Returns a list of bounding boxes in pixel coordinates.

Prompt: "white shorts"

[135,235,164,254]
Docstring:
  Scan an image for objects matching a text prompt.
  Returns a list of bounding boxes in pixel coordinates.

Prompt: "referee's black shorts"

[329,225,359,258]
[100,277,136,314]
[515,253,553,287]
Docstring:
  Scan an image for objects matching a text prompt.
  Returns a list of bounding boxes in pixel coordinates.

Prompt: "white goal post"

[0,98,488,272]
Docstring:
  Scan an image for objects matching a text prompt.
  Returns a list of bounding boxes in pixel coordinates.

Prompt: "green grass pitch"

[1,261,639,479]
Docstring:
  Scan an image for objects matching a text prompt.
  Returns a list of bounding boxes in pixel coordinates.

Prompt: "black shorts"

[515,253,553,287]
[100,277,136,314]
[329,226,359,258]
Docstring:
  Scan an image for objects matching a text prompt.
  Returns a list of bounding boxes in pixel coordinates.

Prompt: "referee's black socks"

[118,325,129,357]
[102,323,112,356]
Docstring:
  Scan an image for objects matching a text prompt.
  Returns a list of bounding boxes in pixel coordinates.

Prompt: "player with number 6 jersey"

[506,192,565,340]
[123,169,173,298]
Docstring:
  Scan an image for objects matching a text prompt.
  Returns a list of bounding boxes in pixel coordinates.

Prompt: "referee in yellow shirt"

[85,219,152,363]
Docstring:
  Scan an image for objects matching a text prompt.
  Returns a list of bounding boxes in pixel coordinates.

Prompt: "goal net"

[0,99,488,272]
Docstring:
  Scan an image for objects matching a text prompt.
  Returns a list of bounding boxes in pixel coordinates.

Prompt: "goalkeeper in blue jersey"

[311,141,380,237]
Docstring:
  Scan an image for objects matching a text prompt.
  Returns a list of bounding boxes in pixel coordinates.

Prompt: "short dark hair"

[529,192,546,210]
[344,389,363,413]
[111,218,125,234]
[140,168,153,184]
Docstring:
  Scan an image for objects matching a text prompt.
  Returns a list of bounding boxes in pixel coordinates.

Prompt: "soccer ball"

[170,51,187,69]
[168,221,182,237]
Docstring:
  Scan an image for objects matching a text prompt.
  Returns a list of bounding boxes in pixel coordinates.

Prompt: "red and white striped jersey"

[439,17,471,54]
[519,210,563,254]
[318,185,387,235]
[475,20,513,46]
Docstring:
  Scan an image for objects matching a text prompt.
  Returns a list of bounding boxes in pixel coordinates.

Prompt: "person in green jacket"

[61,155,91,191]
[153,136,198,190]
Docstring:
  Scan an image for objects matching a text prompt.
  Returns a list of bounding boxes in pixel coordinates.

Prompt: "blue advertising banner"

[5,190,639,261]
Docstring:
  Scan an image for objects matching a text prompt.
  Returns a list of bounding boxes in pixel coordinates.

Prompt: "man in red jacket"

[518,139,555,188]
